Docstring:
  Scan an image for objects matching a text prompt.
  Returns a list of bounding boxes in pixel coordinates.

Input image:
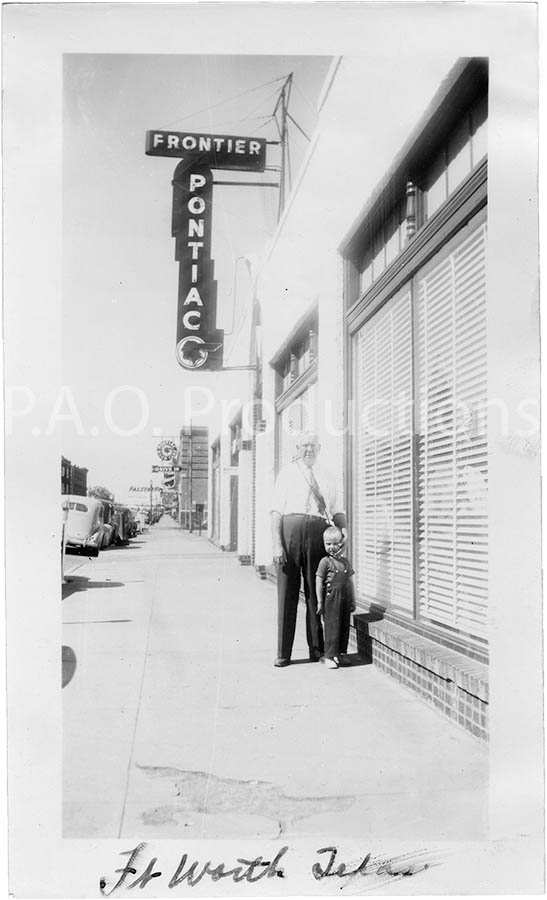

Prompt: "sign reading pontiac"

[171,162,224,369]
[145,130,267,172]
[146,129,268,369]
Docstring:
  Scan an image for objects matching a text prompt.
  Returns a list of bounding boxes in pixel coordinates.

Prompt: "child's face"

[324,534,343,556]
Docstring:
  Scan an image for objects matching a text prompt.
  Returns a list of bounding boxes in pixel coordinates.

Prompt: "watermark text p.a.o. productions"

[5,384,540,442]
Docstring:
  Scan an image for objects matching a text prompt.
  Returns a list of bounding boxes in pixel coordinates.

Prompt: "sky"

[61,53,332,500]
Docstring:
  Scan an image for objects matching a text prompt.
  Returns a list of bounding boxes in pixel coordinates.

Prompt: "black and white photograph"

[3,2,543,896]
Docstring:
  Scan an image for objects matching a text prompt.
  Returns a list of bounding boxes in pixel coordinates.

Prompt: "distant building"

[71,465,88,496]
[61,457,88,496]
[61,456,72,494]
[177,426,208,530]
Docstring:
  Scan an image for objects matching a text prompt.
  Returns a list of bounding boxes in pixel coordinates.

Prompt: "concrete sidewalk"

[62,522,488,840]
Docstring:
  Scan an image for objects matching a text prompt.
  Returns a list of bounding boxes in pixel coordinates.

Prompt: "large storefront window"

[352,213,487,651]
[416,223,488,638]
[344,59,488,656]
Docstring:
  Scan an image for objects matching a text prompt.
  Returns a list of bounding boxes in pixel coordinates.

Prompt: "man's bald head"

[296,431,321,467]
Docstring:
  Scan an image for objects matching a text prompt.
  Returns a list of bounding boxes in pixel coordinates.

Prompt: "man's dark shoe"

[274,658,290,667]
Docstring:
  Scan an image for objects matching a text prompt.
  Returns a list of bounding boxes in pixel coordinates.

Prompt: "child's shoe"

[324,657,339,669]
[337,654,352,666]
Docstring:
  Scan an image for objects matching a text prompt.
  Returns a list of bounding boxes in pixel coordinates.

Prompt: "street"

[63,518,488,840]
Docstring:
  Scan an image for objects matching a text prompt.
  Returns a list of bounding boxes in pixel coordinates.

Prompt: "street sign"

[156,440,177,461]
[152,465,182,473]
[129,486,162,492]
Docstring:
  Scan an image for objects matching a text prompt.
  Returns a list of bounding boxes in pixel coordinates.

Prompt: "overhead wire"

[292,79,317,114]
[287,128,292,192]
[217,113,274,126]
[211,85,286,132]
[256,116,277,134]
[160,74,289,130]
[287,111,311,142]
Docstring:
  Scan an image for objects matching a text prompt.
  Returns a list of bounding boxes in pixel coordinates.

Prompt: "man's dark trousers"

[277,514,327,661]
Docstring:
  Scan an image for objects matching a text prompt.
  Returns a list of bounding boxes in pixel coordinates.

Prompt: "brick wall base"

[351,613,489,742]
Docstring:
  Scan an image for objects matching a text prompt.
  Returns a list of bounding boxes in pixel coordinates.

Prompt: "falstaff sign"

[146,130,267,370]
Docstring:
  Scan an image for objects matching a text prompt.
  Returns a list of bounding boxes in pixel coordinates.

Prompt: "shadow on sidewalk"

[102,543,141,551]
[288,652,370,667]
[62,645,77,688]
[62,576,124,599]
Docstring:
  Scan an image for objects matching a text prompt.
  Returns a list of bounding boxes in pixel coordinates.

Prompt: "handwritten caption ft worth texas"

[99,842,441,895]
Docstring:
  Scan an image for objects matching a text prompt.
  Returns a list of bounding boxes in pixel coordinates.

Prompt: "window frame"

[272,311,319,474]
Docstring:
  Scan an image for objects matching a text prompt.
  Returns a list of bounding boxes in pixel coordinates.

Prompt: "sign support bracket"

[213,180,279,187]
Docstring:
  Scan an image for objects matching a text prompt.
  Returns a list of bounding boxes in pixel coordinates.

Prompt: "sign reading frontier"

[146,129,269,370]
[145,130,267,172]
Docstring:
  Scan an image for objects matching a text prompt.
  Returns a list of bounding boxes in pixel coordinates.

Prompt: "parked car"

[64,495,104,556]
[98,499,115,549]
[61,496,69,580]
[130,508,147,534]
[112,504,132,544]
[127,510,138,539]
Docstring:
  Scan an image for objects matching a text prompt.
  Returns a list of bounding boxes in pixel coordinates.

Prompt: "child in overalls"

[315,526,356,669]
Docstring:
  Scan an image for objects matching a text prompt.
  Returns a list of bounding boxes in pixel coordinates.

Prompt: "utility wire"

[287,129,292,192]
[287,111,311,142]
[273,110,283,139]
[209,84,285,130]
[256,115,277,134]
[218,85,286,130]
[208,113,275,130]
[160,74,289,130]
[293,80,317,114]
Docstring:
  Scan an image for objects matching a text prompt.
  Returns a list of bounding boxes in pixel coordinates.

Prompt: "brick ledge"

[357,616,488,702]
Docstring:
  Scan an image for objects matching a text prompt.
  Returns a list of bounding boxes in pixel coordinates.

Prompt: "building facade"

[61,456,88,496]
[177,426,209,531]
[208,56,539,741]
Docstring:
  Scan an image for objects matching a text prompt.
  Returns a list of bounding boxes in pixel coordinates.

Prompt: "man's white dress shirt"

[270,459,344,520]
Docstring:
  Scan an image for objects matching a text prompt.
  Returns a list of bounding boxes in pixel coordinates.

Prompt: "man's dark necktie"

[308,467,327,517]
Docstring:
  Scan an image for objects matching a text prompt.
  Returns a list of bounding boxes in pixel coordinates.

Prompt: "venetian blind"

[416,222,488,638]
[354,288,414,613]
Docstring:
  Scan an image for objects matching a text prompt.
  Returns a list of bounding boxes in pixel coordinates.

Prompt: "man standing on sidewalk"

[270,431,347,667]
